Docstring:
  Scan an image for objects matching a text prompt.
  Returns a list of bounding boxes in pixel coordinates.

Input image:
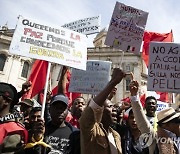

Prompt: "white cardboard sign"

[9,16,87,70]
[69,60,112,95]
[105,2,148,54]
[62,15,101,35]
[147,42,180,93]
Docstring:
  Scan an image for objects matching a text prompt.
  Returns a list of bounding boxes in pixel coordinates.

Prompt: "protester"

[67,96,86,129]
[0,82,28,154]
[55,65,86,129]
[25,107,42,132]
[80,68,126,154]
[118,108,149,154]
[145,96,158,131]
[157,108,180,154]
[19,99,34,123]
[45,94,80,154]
[129,80,159,154]
[24,107,51,154]
[129,80,180,154]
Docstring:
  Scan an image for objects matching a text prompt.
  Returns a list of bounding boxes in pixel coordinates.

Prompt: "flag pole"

[41,61,51,118]
[119,51,124,69]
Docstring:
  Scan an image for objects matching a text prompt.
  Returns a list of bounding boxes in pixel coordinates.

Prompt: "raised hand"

[111,68,126,85]
[21,81,32,93]
[129,80,139,96]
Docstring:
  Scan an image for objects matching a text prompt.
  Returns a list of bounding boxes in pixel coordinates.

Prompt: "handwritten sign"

[9,16,87,70]
[69,60,112,95]
[62,15,101,35]
[105,2,148,54]
[147,42,180,93]
[156,101,169,112]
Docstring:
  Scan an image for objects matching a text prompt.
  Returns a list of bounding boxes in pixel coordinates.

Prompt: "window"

[0,54,6,71]
[126,65,131,72]
[21,61,29,78]
[126,78,131,91]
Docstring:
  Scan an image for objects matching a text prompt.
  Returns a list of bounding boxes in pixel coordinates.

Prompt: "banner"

[62,15,101,35]
[69,60,112,95]
[147,42,180,93]
[9,16,87,70]
[105,2,148,54]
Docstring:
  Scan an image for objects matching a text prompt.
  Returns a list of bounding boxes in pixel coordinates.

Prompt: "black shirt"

[46,124,72,154]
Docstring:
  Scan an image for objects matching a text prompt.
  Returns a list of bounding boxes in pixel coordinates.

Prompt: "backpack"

[0,121,28,145]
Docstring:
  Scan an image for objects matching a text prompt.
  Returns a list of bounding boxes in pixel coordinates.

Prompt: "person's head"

[145,96,157,117]
[101,99,117,128]
[29,107,42,124]
[71,97,86,119]
[19,99,34,117]
[127,109,138,131]
[0,82,18,115]
[157,107,180,136]
[49,94,69,126]
[113,102,124,124]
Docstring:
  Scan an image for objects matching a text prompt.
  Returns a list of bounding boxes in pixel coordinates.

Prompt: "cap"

[157,107,180,124]
[50,94,69,106]
[18,99,34,107]
[0,82,17,102]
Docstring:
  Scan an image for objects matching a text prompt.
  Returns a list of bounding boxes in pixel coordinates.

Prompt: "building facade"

[87,28,148,102]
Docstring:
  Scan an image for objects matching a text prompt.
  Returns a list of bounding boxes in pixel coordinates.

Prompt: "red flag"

[121,94,146,107]
[156,92,169,102]
[121,97,131,103]
[52,69,81,108]
[142,31,173,103]
[25,60,48,98]
[140,93,146,107]
[142,30,173,66]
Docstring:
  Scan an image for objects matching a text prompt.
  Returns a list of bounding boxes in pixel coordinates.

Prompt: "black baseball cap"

[50,94,69,106]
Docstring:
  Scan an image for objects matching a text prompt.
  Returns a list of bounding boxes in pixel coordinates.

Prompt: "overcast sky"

[0,0,179,47]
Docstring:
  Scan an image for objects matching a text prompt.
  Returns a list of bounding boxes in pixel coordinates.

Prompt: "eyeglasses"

[0,95,12,101]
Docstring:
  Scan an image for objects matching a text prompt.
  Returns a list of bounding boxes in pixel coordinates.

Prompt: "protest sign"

[69,60,112,95]
[147,42,180,93]
[9,16,87,70]
[62,15,101,35]
[105,2,148,54]
[156,101,169,112]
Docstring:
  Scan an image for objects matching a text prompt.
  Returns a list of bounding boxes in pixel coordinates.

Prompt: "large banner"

[105,2,148,54]
[69,60,112,95]
[147,42,180,93]
[9,16,87,70]
[62,15,101,35]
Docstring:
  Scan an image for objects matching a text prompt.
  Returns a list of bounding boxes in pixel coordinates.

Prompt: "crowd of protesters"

[0,67,179,154]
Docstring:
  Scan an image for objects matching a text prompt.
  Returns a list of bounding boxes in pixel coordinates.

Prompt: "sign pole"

[41,61,51,118]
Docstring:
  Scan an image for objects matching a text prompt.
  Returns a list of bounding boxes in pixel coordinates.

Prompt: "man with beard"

[80,68,126,154]
[45,94,80,154]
